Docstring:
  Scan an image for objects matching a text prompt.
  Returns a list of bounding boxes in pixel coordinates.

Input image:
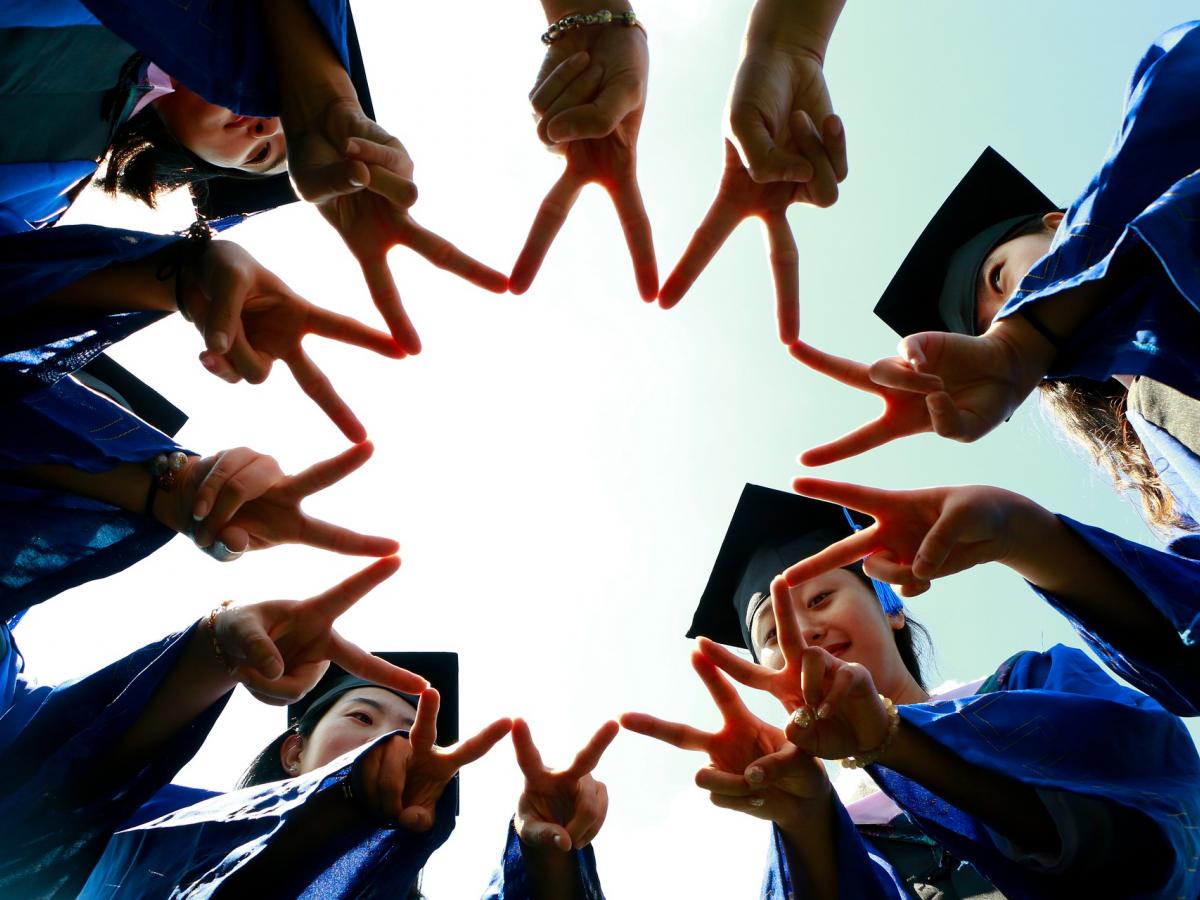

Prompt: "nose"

[805,627,822,646]
[249,117,282,138]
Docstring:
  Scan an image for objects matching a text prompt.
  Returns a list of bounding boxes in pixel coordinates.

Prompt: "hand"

[183,241,402,442]
[511,24,657,300]
[353,689,512,831]
[783,478,1031,597]
[512,718,618,852]
[161,442,398,558]
[658,137,844,343]
[289,97,508,354]
[214,556,427,703]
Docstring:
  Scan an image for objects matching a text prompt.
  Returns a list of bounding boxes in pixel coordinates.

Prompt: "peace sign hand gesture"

[512,718,619,852]
[511,22,657,300]
[213,556,426,704]
[783,478,1029,597]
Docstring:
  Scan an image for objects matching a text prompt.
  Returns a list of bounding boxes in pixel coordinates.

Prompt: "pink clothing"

[131,63,173,117]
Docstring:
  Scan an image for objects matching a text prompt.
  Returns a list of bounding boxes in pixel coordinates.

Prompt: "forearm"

[38,256,175,312]
[259,0,357,127]
[520,840,587,900]
[775,795,840,900]
[745,0,847,59]
[21,456,193,532]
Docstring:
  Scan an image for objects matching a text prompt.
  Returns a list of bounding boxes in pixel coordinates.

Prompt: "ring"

[204,539,243,563]
[748,797,765,808]
[790,706,813,729]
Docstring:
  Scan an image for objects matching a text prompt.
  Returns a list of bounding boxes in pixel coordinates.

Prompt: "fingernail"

[817,703,831,720]
[200,355,217,371]
[829,116,843,137]
[746,767,764,785]
[345,139,360,155]
[349,176,365,188]
[211,332,230,353]
[552,834,563,849]
[748,797,766,808]
[193,501,209,520]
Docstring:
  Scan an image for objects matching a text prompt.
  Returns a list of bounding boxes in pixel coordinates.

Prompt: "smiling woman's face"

[153,82,288,175]
[286,687,418,775]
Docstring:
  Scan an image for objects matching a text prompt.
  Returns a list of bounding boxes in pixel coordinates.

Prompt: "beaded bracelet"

[206,599,235,673]
[840,695,901,769]
[143,450,189,517]
[542,9,644,45]
[155,219,213,322]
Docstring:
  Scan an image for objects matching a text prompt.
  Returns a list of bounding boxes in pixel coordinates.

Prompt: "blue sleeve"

[1028,515,1200,716]
[482,821,604,900]
[0,623,231,899]
[77,0,350,117]
[0,0,100,27]
[761,801,903,899]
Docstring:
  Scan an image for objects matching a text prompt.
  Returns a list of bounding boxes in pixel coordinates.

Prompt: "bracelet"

[1016,306,1064,353]
[206,599,234,673]
[155,219,213,323]
[143,450,188,517]
[840,696,900,770]
[542,9,644,45]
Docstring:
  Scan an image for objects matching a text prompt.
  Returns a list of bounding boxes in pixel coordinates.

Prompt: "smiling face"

[973,211,1064,333]
[152,82,288,175]
[283,687,418,775]
[748,568,923,703]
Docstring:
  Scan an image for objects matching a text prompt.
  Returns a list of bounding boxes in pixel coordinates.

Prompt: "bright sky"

[24,1,1200,896]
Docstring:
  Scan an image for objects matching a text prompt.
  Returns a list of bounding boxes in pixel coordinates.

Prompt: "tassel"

[841,508,905,616]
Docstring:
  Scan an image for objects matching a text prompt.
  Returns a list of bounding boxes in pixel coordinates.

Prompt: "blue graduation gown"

[762,646,1200,899]
[0,623,231,899]
[483,822,604,900]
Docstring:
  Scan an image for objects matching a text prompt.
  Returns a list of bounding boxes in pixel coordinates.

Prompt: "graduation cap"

[192,7,376,224]
[686,484,902,653]
[874,147,1057,337]
[288,651,459,746]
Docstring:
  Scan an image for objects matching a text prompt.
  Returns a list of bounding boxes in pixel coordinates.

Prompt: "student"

[0,557,427,899]
[623,484,1200,898]
[791,20,1200,546]
[81,654,616,900]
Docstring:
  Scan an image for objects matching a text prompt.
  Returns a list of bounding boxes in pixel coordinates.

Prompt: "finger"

[511,717,546,777]
[305,305,405,357]
[729,109,814,184]
[911,507,967,580]
[293,157,372,204]
[202,262,248,355]
[781,528,877,587]
[342,140,418,208]
[285,350,366,443]
[791,478,889,519]
[374,736,408,821]
[410,688,440,753]
[298,516,400,556]
[545,76,641,143]
[927,392,988,442]
[868,356,944,394]
[235,662,329,704]
[709,792,769,815]
[691,651,752,722]
[695,637,773,691]
[306,555,402,619]
[564,787,602,849]
[509,174,584,295]
[862,553,922,586]
[787,340,875,391]
[799,418,907,468]
[816,661,870,720]
[212,524,250,555]
[198,350,241,383]
[402,220,508,293]
[763,215,799,342]
[529,51,591,115]
[521,819,572,852]
[224,333,272,385]
[286,442,374,497]
[572,780,608,848]
[926,539,999,581]
[536,63,605,146]
[770,577,807,662]
[608,174,658,301]
[695,766,754,796]
[900,580,932,598]
[360,257,421,356]
[745,742,815,788]
[328,631,428,694]
[362,166,419,209]
[800,647,831,709]
[225,613,284,680]
[397,804,436,833]
[195,452,280,544]
[564,719,620,780]
[448,717,513,768]
[822,115,848,183]
[789,110,838,208]
[618,712,710,752]
[657,198,741,309]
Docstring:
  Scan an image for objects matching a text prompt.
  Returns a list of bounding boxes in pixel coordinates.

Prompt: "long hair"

[848,567,931,690]
[1039,377,1191,533]
[98,107,225,208]
[237,689,425,900]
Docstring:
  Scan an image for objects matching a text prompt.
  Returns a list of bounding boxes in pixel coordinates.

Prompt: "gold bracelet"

[840,696,900,769]
[542,9,645,45]
[206,600,235,673]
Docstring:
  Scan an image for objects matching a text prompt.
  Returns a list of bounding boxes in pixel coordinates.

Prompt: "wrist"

[994,494,1070,586]
[985,314,1056,389]
[152,452,196,533]
[542,1,634,23]
[745,0,843,61]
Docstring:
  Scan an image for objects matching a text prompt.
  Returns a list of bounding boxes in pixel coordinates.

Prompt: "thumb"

[744,743,810,789]
[224,611,284,680]
[520,819,571,852]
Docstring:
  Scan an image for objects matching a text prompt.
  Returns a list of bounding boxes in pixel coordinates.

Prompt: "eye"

[988,262,1003,292]
[808,590,831,609]
[764,627,777,645]
[348,710,373,725]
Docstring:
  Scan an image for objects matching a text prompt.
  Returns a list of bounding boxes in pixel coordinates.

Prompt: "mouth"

[824,642,851,659]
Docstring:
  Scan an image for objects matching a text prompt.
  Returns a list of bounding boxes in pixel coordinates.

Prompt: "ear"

[887,609,907,632]
[280,732,304,776]
[1042,210,1065,231]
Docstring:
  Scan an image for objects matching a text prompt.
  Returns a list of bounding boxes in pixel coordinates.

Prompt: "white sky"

[22,1,1200,896]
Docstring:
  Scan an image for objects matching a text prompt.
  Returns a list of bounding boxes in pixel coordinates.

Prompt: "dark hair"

[98,107,226,208]
[237,688,425,899]
[848,567,932,691]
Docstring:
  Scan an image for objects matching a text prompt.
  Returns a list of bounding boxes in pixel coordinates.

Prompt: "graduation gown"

[761,646,1200,899]
[0,623,231,899]
[81,737,604,899]
[995,20,1200,525]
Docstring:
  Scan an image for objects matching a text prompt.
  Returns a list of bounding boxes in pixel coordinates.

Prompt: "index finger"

[305,305,405,358]
[799,417,906,468]
[618,712,711,753]
[328,632,428,694]
[286,442,374,497]
[360,257,421,355]
[729,109,814,184]
[695,637,773,691]
[691,651,751,723]
[402,220,508,293]
[410,688,440,753]
[510,173,585,294]
[657,197,741,309]
[787,340,875,392]
[564,720,620,780]
[792,477,890,519]
[511,717,546,777]
[770,577,808,663]
[608,175,658,301]
[448,717,514,769]
[763,214,799,342]
[285,350,366,443]
[781,528,877,587]
[306,556,401,619]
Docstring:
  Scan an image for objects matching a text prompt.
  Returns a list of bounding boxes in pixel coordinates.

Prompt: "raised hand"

[183,240,402,442]
[512,718,618,852]
[783,478,1029,597]
[160,442,398,559]
[290,98,508,354]
[213,556,427,704]
[511,21,656,300]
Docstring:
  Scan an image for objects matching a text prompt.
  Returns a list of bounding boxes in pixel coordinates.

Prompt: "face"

[973,212,1064,333]
[283,687,418,776]
[748,569,912,698]
[153,82,287,175]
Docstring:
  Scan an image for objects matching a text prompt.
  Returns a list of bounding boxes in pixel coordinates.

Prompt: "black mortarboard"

[687,485,902,652]
[288,651,458,746]
[874,147,1057,337]
[192,7,375,223]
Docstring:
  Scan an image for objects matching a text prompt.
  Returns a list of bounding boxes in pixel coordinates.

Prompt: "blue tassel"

[841,508,905,616]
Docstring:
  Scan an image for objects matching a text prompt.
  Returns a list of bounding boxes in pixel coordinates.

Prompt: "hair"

[98,107,226,208]
[848,567,931,691]
[237,687,425,900]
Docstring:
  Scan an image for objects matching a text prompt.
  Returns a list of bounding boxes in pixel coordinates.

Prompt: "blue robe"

[996,20,1200,525]
[762,645,1200,899]
[0,623,231,899]
[82,736,604,899]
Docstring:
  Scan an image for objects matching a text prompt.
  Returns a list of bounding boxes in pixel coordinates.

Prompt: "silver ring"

[204,539,243,563]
